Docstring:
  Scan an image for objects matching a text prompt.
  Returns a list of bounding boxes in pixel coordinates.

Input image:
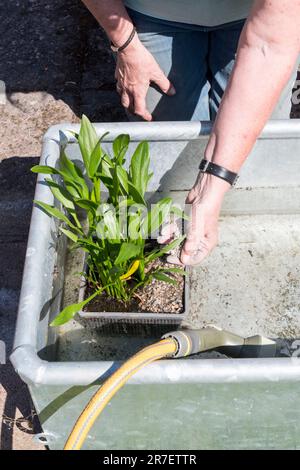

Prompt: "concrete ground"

[189,214,300,341]
[1,0,300,451]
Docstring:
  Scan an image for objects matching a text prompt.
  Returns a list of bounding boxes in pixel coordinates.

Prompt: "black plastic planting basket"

[77,269,189,335]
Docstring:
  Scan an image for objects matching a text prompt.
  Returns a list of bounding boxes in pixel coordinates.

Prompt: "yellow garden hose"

[64,327,276,450]
[64,338,177,450]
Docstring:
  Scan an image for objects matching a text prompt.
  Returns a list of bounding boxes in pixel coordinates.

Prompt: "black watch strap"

[199,159,238,186]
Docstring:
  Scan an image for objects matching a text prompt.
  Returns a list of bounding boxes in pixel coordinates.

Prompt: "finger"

[179,205,206,265]
[116,82,123,95]
[180,228,218,266]
[180,239,211,266]
[166,254,184,266]
[157,222,177,244]
[133,94,152,121]
[184,205,205,252]
[151,67,176,96]
[185,190,196,205]
[120,91,131,109]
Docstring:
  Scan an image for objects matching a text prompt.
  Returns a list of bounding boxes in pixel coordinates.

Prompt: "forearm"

[81,0,133,45]
[206,0,300,174]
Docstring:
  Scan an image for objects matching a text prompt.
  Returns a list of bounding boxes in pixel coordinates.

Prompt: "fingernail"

[168,85,176,96]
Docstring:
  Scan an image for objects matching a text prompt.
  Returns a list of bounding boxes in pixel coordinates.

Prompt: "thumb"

[157,222,177,244]
[180,205,208,265]
[151,67,176,96]
[180,218,218,266]
[180,238,211,266]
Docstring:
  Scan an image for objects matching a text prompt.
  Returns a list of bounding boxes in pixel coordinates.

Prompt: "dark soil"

[84,258,185,314]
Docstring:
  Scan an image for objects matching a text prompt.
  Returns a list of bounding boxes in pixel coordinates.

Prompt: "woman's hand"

[179,174,229,265]
[115,34,176,121]
[160,173,230,266]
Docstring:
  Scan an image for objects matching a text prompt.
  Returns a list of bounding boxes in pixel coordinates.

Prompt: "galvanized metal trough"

[10,120,300,450]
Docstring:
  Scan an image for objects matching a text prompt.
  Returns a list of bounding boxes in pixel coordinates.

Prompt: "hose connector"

[161,330,204,358]
[162,327,276,358]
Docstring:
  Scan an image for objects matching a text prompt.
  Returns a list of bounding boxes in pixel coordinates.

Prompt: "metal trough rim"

[10,120,300,387]
[44,119,300,142]
[9,344,300,386]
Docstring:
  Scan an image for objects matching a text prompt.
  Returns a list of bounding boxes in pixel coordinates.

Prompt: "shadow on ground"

[0,0,126,448]
[0,0,125,121]
[0,157,43,449]
[0,0,126,159]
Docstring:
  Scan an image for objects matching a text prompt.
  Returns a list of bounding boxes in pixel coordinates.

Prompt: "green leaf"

[127,204,147,239]
[152,272,177,285]
[31,165,59,175]
[96,174,113,190]
[128,213,142,240]
[111,166,120,201]
[96,203,120,241]
[118,198,135,208]
[146,235,185,263]
[50,302,86,326]
[147,171,154,184]
[170,205,190,221]
[67,130,79,140]
[91,178,101,204]
[59,150,89,198]
[60,150,84,180]
[64,180,82,198]
[50,286,105,326]
[159,267,187,275]
[34,201,71,225]
[114,242,141,265]
[45,179,82,228]
[45,179,75,211]
[96,155,114,191]
[99,154,113,176]
[31,162,86,199]
[108,265,124,280]
[142,198,172,238]
[116,166,128,194]
[78,115,99,175]
[75,199,98,212]
[113,134,130,164]
[59,227,78,243]
[89,144,102,179]
[129,141,150,196]
[89,132,109,177]
[128,181,146,206]
[77,238,103,251]
[138,258,145,280]
[34,201,80,232]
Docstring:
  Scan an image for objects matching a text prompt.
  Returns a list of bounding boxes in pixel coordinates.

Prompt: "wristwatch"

[199,159,239,186]
[110,27,136,53]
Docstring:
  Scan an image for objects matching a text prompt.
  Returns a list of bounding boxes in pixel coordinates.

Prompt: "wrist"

[109,21,135,49]
[195,172,230,205]
[199,158,238,187]
[204,135,241,174]
[118,31,142,55]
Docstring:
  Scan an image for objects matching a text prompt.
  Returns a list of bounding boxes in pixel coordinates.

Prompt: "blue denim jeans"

[126,8,295,121]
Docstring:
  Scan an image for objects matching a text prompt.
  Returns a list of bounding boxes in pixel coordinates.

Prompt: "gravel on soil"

[84,258,185,314]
